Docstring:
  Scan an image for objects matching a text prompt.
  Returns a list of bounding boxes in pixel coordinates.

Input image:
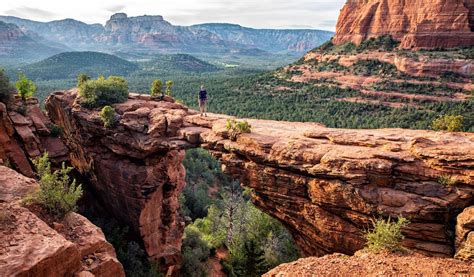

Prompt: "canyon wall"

[333,0,474,49]
[0,97,68,176]
[46,90,474,271]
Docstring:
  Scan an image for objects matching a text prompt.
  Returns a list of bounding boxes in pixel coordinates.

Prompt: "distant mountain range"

[0,13,333,64]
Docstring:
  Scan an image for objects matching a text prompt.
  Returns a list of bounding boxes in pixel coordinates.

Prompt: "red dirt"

[207,247,229,277]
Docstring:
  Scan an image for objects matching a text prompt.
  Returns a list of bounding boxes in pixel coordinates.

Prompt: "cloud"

[104,4,126,13]
[4,6,57,20]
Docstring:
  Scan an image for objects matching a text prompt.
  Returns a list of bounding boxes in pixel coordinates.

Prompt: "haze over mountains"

[0,13,333,65]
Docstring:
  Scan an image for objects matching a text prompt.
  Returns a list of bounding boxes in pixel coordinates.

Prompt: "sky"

[1,0,346,31]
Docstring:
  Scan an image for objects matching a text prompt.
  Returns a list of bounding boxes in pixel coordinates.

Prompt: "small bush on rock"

[432,115,464,132]
[166,80,174,96]
[365,217,409,253]
[48,124,63,137]
[77,73,90,87]
[226,119,252,141]
[30,153,83,218]
[99,105,116,128]
[438,174,457,187]
[79,76,129,107]
[151,79,163,97]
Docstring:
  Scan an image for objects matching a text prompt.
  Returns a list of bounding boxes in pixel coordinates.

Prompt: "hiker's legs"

[199,100,204,115]
[204,101,207,116]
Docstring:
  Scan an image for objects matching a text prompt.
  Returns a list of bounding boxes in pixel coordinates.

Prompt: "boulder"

[0,166,125,277]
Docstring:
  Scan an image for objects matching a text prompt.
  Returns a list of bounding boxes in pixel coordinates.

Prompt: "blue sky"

[1,0,346,30]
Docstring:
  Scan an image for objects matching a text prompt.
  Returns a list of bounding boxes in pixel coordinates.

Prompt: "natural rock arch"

[45,90,474,273]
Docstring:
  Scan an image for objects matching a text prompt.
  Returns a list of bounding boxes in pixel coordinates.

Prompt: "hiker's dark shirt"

[199,90,207,100]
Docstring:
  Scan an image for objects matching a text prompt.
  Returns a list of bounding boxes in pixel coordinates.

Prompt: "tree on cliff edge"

[15,73,36,102]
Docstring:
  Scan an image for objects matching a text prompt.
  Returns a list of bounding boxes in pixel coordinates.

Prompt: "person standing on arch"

[198,85,208,117]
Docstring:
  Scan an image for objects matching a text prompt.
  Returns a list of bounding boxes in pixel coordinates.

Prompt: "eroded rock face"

[46,90,474,263]
[333,0,474,49]
[46,91,188,273]
[455,206,474,260]
[0,97,68,177]
[0,166,124,277]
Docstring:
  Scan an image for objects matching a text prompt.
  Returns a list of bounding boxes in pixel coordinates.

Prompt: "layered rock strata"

[0,96,68,177]
[46,90,474,265]
[333,0,474,49]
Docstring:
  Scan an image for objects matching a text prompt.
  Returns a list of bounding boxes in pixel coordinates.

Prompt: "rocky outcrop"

[0,166,125,277]
[0,97,68,177]
[46,90,474,266]
[455,206,474,260]
[46,91,188,273]
[263,252,474,276]
[333,0,474,49]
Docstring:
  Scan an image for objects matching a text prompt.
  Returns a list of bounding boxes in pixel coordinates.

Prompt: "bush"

[151,79,163,97]
[357,35,400,52]
[78,76,129,107]
[166,80,174,96]
[48,124,63,137]
[15,73,36,101]
[226,119,252,141]
[181,226,211,277]
[438,174,457,186]
[99,105,116,128]
[0,69,14,104]
[77,73,90,87]
[432,115,464,132]
[365,217,410,253]
[351,60,398,76]
[30,153,83,218]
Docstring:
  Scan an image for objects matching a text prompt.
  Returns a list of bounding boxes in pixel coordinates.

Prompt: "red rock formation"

[46,91,188,273]
[46,90,474,264]
[333,0,474,49]
[0,166,125,277]
[263,252,474,276]
[455,206,474,260]
[0,97,68,176]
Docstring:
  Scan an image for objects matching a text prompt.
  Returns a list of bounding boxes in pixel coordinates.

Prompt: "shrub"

[99,105,116,128]
[181,226,211,277]
[48,124,63,137]
[438,174,457,186]
[166,80,174,96]
[432,115,464,132]
[77,73,90,87]
[30,153,83,218]
[351,60,398,76]
[365,217,409,253]
[151,79,163,97]
[357,35,400,52]
[78,76,129,107]
[226,119,252,141]
[15,73,36,101]
[0,69,14,104]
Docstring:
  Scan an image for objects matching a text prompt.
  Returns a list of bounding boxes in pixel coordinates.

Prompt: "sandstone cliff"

[0,166,125,277]
[0,97,68,177]
[46,90,474,270]
[333,0,474,49]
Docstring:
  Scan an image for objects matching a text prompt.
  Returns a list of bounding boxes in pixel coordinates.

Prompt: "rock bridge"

[45,90,474,271]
